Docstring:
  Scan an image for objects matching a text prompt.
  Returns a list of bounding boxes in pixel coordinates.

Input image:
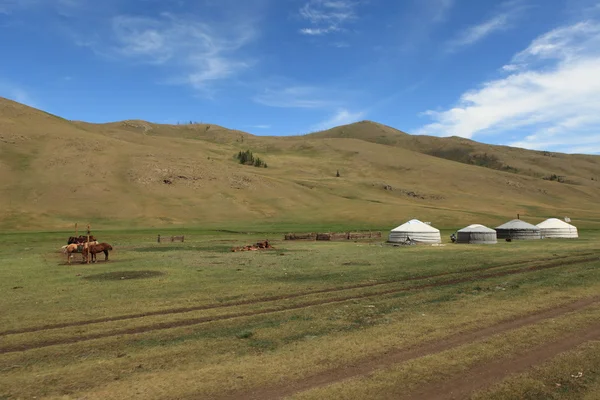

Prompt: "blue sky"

[1,0,600,153]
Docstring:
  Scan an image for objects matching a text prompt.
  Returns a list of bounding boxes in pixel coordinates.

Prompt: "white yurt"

[456,224,497,244]
[537,218,578,238]
[389,219,441,244]
[495,219,541,240]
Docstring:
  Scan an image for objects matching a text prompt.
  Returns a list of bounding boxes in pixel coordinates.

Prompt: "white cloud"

[447,14,509,50]
[446,1,528,52]
[250,124,271,129]
[298,0,360,36]
[416,20,600,153]
[254,86,342,108]
[312,108,365,131]
[300,26,339,35]
[103,13,255,89]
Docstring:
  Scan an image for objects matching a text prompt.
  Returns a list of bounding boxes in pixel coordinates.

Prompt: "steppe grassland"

[0,228,599,399]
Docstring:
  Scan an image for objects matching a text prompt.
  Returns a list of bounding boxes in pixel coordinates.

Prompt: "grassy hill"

[1,97,600,231]
[307,121,600,185]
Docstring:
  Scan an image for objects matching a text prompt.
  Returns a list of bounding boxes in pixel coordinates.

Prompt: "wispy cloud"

[416,20,600,153]
[446,1,528,52]
[429,0,454,23]
[102,13,255,89]
[447,14,509,50]
[254,86,342,108]
[250,124,271,129]
[312,108,365,131]
[0,82,38,107]
[298,0,360,36]
[394,0,455,53]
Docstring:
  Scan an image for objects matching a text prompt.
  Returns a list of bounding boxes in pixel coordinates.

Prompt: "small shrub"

[543,174,565,182]
[236,330,254,339]
[235,150,267,168]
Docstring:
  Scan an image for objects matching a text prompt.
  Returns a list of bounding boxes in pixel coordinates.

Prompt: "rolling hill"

[1,97,599,231]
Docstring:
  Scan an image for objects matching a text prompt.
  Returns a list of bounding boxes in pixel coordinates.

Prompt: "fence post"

[157,234,161,243]
[182,235,185,242]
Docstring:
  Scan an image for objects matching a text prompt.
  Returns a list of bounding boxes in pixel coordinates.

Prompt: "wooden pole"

[87,224,91,264]
[75,222,78,237]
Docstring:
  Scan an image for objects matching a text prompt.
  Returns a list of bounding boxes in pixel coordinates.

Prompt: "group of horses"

[62,235,113,264]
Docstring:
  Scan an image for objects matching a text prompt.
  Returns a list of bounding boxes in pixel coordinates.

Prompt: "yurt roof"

[458,224,496,233]
[495,219,540,230]
[537,218,577,229]
[391,219,440,233]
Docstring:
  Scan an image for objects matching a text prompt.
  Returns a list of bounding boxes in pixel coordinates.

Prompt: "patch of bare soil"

[216,297,600,400]
[83,271,165,281]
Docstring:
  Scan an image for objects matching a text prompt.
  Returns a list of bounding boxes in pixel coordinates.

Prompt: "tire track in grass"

[1,253,596,337]
[0,256,598,354]
[217,299,600,400]
[404,324,600,400]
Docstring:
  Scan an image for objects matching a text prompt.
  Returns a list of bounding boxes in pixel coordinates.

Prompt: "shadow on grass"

[84,270,166,281]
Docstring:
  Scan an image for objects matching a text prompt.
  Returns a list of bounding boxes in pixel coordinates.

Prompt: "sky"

[1,0,600,153]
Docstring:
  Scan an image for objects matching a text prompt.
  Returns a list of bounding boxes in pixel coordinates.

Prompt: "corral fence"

[157,235,185,243]
[285,231,382,241]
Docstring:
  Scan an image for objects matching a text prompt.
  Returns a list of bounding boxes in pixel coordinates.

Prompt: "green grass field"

[1,227,599,399]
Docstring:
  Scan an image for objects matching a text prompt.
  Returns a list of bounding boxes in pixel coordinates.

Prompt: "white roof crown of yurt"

[495,219,541,240]
[456,224,497,244]
[389,219,441,244]
[537,218,578,238]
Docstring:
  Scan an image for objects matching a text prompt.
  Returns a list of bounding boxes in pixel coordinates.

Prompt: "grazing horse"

[62,241,98,264]
[83,242,113,263]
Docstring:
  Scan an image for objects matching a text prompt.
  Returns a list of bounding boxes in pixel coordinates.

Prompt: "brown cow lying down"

[83,242,113,263]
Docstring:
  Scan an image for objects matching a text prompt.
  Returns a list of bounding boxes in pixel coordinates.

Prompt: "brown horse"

[62,241,98,264]
[68,235,97,245]
[83,242,113,263]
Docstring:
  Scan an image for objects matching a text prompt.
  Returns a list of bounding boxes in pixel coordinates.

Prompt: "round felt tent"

[389,219,441,244]
[537,218,578,238]
[495,219,541,240]
[456,224,497,244]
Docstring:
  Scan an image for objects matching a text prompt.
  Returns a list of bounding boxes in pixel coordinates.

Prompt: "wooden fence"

[157,235,185,243]
[285,231,382,241]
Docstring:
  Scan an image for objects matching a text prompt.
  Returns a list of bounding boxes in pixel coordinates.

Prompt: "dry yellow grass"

[1,97,600,230]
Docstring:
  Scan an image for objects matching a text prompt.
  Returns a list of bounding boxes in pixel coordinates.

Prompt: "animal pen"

[157,235,185,243]
[284,231,382,241]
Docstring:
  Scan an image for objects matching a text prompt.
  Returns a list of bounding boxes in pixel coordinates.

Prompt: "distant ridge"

[1,96,599,230]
